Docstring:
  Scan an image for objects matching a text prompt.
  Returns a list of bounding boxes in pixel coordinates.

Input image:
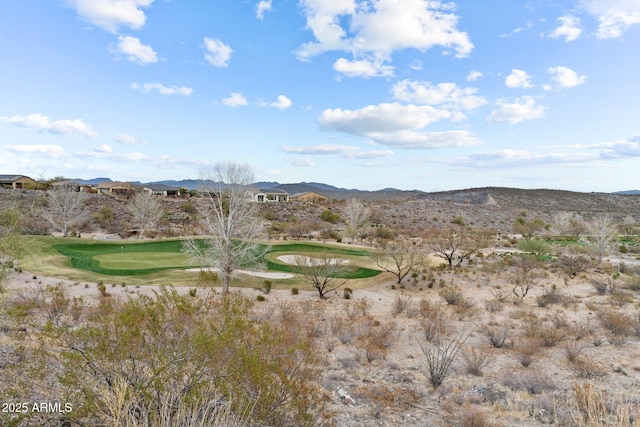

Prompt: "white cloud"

[549,16,583,42]
[548,66,587,88]
[392,80,487,110]
[131,83,193,95]
[317,103,479,149]
[581,0,640,39]
[66,0,154,33]
[115,133,147,144]
[286,157,316,167]
[222,92,249,107]
[466,70,483,82]
[319,103,457,135]
[333,57,394,78]
[281,144,393,158]
[297,0,473,77]
[505,69,533,89]
[371,130,481,149]
[268,95,293,109]
[5,144,66,158]
[95,144,112,153]
[203,37,233,67]
[1,113,98,138]
[256,0,272,20]
[486,96,546,124]
[111,36,157,65]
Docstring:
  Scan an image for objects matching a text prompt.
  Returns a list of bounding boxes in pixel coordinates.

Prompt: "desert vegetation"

[2,180,640,426]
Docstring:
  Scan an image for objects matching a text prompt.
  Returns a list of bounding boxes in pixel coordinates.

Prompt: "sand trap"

[276,255,348,266]
[185,268,293,279]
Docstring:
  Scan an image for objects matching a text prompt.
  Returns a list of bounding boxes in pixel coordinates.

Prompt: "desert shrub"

[291,287,299,295]
[461,348,490,376]
[96,281,108,297]
[189,288,197,297]
[8,289,320,427]
[597,309,634,338]
[501,370,556,394]
[439,286,465,305]
[320,209,341,224]
[197,269,218,286]
[93,206,114,226]
[522,322,564,347]
[572,357,607,379]
[416,323,476,389]
[513,338,541,367]
[608,290,634,307]
[485,324,510,348]
[562,341,588,364]
[343,287,353,299]
[391,294,412,317]
[256,294,265,301]
[536,288,563,307]
[365,320,399,350]
[262,280,272,294]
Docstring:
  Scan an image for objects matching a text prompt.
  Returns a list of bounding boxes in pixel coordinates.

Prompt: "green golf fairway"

[51,239,381,278]
[93,252,191,269]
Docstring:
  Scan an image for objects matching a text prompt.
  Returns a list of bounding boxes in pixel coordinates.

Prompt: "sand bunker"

[186,268,293,279]
[276,255,348,266]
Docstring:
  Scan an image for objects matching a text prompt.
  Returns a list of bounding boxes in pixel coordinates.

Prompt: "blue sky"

[1,0,639,192]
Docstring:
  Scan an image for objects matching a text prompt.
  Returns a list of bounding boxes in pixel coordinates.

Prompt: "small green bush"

[291,287,299,295]
[263,280,272,294]
[189,288,197,297]
[256,295,266,302]
[343,287,353,299]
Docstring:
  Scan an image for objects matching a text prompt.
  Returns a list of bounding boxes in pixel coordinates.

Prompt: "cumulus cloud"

[1,113,98,138]
[549,16,582,42]
[297,0,473,77]
[115,133,147,144]
[581,0,640,39]
[466,70,484,82]
[130,82,193,95]
[222,92,249,107]
[286,157,316,167]
[319,103,458,135]
[256,0,272,20]
[263,95,292,109]
[392,80,487,110]
[281,144,393,159]
[95,144,112,153]
[66,0,154,33]
[5,144,66,158]
[316,103,479,149]
[110,36,157,65]
[371,130,481,149]
[333,57,394,78]
[203,37,233,67]
[486,96,546,124]
[505,69,533,89]
[548,66,587,88]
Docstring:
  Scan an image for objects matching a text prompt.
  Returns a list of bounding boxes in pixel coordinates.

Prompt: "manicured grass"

[48,239,381,279]
[54,239,202,276]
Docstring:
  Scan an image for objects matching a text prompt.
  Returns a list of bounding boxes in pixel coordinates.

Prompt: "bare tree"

[183,162,267,293]
[341,198,370,241]
[43,182,84,237]
[584,214,617,263]
[428,228,492,270]
[294,252,351,298]
[511,256,540,298]
[370,239,419,284]
[551,212,574,237]
[129,192,165,239]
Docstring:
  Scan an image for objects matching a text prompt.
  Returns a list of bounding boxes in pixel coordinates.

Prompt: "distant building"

[0,174,36,189]
[96,181,136,196]
[290,191,328,203]
[142,184,181,197]
[250,188,289,202]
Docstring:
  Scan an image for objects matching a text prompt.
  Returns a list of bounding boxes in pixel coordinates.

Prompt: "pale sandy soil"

[4,252,640,426]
